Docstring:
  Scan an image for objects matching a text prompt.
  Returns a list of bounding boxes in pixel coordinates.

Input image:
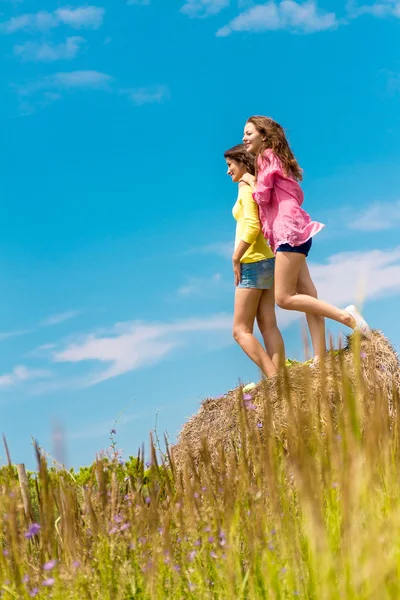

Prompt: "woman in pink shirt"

[241,115,371,360]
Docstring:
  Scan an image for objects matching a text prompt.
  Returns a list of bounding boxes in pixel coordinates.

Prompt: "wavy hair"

[223,144,256,176]
[246,116,303,181]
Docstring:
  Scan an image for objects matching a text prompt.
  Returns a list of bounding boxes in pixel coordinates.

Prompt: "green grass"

[1,344,400,599]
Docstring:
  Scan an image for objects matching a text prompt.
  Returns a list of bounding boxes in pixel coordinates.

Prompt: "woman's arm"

[232,182,260,285]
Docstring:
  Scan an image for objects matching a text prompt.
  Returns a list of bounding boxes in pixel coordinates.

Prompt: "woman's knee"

[275,292,293,310]
[232,324,251,344]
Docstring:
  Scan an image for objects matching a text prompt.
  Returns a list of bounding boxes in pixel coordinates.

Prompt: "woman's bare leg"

[274,252,355,328]
[297,261,326,361]
[233,288,278,378]
[256,287,286,370]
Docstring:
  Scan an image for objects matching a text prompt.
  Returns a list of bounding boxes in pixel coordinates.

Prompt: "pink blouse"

[253,149,324,254]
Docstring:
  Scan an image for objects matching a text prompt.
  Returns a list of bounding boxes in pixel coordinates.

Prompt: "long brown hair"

[224,144,256,176]
[246,116,303,181]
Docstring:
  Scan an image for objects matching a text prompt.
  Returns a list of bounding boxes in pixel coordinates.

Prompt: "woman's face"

[226,158,246,183]
[243,122,263,154]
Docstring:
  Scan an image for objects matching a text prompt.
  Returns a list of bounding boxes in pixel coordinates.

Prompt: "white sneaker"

[345,305,372,340]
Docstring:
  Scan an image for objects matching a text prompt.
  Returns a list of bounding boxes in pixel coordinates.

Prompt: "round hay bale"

[172,331,400,473]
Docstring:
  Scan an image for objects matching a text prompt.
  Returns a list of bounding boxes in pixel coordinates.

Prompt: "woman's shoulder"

[258,149,283,172]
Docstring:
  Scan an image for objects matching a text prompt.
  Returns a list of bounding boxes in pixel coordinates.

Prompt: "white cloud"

[181,0,230,18]
[123,85,170,106]
[346,200,400,232]
[16,70,113,114]
[41,310,82,326]
[348,0,400,18]
[216,0,337,36]
[52,314,232,386]
[0,6,105,34]
[13,36,86,62]
[0,365,52,389]
[0,328,33,342]
[55,6,105,29]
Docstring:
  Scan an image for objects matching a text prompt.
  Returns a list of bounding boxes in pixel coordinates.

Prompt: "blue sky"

[0,0,400,469]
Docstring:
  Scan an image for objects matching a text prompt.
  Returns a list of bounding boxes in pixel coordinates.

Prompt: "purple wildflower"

[110,429,117,435]
[29,588,39,597]
[72,561,81,568]
[173,565,180,572]
[208,536,215,543]
[157,527,163,534]
[25,523,41,539]
[120,523,130,532]
[246,403,257,410]
[145,461,151,468]
[43,560,57,571]
[188,551,196,562]
[257,423,263,428]
[42,578,55,587]
[201,486,207,492]
[114,515,123,523]
[2,550,9,556]
[194,539,201,546]
[243,393,253,401]
[109,526,118,534]
[145,497,151,505]
[210,551,218,559]
[360,352,367,359]
[22,575,30,583]
[204,526,211,532]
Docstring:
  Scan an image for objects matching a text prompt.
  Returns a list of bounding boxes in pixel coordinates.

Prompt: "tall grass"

[1,342,400,599]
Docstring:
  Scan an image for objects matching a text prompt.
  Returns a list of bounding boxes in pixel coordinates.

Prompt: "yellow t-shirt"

[232,183,274,264]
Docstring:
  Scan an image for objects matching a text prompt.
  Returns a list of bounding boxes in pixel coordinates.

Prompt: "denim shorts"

[276,238,312,257]
[238,258,275,290]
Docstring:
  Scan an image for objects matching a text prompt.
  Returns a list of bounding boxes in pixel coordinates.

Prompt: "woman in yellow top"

[224,144,285,378]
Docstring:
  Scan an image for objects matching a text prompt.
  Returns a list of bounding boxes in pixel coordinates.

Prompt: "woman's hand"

[232,256,241,287]
[240,173,256,187]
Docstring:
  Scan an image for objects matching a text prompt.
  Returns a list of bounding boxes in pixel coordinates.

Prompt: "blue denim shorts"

[238,258,275,290]
[276,238,312,257]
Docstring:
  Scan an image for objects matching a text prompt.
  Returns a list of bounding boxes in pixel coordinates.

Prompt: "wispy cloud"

[0,365,52,389]
[51,314,232,387]
[0,310,81,343]
[199,241,233,258]
[16,70,113,114]
[41,310,82,327]
[217,0,337,36]
[0,328,33,342]
[181,0,230,17]
[176,273,224,297]
[0,6,105,34]
[347,0,400,18]
[13,36,86,62]
[123,85,170,106]
[349,200,400,232]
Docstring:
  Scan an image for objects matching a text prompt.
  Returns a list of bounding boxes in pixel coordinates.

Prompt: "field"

[1,331,400,599]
